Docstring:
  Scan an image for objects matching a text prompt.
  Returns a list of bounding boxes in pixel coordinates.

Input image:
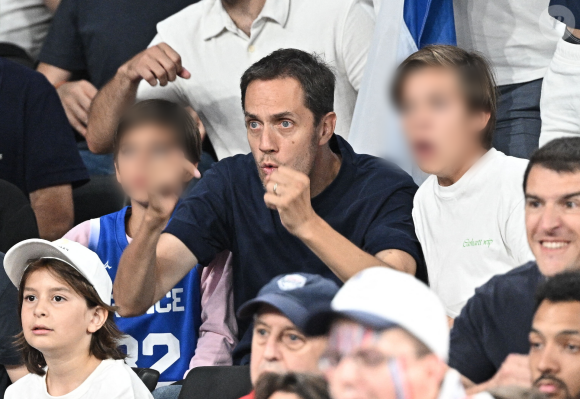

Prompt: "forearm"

[29,184,74,240]
[114,215,165,316]
[297,215,387,282]
[86,71,139,153]
[37,63,71,85]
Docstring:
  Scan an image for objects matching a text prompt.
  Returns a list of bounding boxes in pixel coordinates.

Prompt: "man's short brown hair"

[392,45,498,149]
[114,99,202,164]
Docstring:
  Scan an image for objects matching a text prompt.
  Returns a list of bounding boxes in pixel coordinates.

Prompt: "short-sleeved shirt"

[0,58,89,196]
[165,135,427,339]
[550,0,580,29]
[0,252,23,398]
[37,0,198,89]
[0,180,39,253]
[449,262,543,384]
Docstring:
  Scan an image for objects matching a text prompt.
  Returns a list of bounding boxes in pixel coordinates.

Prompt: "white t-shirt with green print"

[413,148,534,318]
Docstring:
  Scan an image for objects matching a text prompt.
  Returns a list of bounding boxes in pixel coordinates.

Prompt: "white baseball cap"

[305,267,449,361]
[4,238,113,306]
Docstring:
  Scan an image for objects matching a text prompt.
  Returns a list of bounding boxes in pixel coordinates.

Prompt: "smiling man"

[111,48,426,362]
[449,137,580,393]
[529,271,580,399]
[394,45,534,321]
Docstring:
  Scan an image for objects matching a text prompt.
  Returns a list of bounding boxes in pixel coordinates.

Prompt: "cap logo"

[277,274,307,291]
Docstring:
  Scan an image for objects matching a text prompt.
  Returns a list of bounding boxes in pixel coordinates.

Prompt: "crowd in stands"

[0,0,579,398]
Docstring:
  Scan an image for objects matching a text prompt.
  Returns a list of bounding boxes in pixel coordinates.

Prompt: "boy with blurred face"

[450,138,580,393]
[394,44,534,321]
[306,267,461,399]
[235,273,339,398]
[64,99,236,384]
[529,271,580,399]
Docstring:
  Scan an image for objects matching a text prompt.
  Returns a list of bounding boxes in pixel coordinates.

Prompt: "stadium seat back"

[178,365,252,399]
[132,367,160,392]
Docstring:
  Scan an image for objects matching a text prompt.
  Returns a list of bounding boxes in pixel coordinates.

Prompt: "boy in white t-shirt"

[2,238,154,398]
[392,45,535,321]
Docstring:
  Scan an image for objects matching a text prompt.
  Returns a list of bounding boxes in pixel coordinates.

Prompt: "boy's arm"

[186,251,238,373]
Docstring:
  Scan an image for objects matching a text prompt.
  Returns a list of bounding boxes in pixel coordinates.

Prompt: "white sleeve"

[135,34,188,105]
[505,199,535,265]
[340,0,375,90]
[539,38,580,147]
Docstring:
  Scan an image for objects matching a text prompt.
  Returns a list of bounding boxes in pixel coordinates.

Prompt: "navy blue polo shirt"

[449,262,544,384]
[38,0,198,89]
[165,135,427,339]
[0,58,89,196]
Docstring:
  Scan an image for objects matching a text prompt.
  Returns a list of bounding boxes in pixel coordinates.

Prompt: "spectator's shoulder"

[0,59,52,94]
[351,151,418,193]
[474,261,539,303]
[204,153,256,182]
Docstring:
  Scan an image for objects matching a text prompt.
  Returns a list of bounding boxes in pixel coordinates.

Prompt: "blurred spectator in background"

[529,271,580,399]
[0,58,88,240]
[395,45,533,322]
[539,0,580,146]
[36,0,199,175]
[86,0,374,162]
[0,252,27,399]
[254,373,330,399]
[0,180,39,254]
[454,0,564,159]
[306,267,461,399]
[449,138,580,393]
[0,0,55,67]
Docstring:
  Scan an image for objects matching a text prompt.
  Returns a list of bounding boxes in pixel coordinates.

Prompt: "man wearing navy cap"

[236,273,339,399]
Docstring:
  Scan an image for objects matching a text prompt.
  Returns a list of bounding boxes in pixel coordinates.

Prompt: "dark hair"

[523,138,580,191]
[114,99,202,164]
[535,271,580,311]
[255,373,330,399]
[240,48,336,126]
[392,45,497,149]
[16,258,126,376]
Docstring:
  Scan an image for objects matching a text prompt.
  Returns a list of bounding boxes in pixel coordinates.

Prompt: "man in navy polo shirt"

[112,49,426,358]
[450,137,580,392]
[0,58,88,241]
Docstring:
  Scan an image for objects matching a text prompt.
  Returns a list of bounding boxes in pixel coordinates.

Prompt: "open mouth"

[260,162,279,175]
[413,141,434,158]
[540,241,570,250]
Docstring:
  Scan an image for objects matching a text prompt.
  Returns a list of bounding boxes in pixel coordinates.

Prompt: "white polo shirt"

[136,0,375,160]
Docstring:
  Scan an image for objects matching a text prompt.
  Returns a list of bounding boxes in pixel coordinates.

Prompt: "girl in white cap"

[3,238,153,398]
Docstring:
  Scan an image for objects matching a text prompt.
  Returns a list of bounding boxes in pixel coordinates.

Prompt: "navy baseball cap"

[237,273,339,333]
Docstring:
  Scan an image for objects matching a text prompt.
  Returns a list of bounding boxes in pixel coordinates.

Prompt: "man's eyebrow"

[562,191,580,200]
[272,111,295,120]
[244,112,259,119]
[556,330,580,337]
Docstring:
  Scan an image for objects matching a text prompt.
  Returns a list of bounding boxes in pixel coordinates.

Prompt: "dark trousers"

[493,78,543,159]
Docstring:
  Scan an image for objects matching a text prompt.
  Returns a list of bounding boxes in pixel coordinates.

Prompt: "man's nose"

[262,335,282,360]
[259,125,278,154]
[537,205,562,233]
[536,345,560,375]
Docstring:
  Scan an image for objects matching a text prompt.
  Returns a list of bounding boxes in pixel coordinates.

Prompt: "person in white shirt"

[453,0,564,159]
[392,45,534,321]
[85,0,374,161]
[539,0,580,146]
[2,238,154,399]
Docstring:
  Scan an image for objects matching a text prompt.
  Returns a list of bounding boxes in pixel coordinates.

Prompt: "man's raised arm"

[86,43,190,154]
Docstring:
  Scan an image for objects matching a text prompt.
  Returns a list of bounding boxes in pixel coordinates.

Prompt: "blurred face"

[529,301,580,399]
[323,320,446,399]
[21,268,106,358]
[399,67,490,177]
[525,166,580,276]
[244,77,336,185]
[115,123,193,204]
[250,306,328,385]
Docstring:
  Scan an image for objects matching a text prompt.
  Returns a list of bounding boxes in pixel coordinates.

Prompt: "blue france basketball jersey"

[88,206,201,383]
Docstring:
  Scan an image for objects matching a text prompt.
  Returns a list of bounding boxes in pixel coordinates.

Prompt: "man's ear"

[182,162,199,183]
[318,112,337,146]
[87,307,108,333]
